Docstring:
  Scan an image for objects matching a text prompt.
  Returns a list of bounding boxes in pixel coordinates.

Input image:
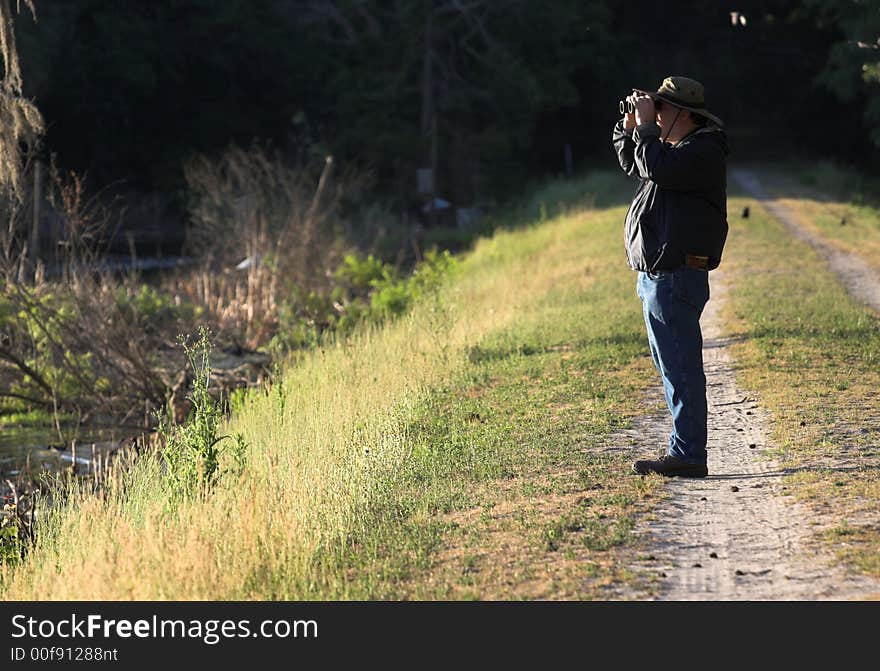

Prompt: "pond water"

[0,426,127,481]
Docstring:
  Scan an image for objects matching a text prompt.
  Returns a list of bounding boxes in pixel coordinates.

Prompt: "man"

[611,76,729,478]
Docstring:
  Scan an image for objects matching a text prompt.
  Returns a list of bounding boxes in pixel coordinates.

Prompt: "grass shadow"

[466,332,645,366]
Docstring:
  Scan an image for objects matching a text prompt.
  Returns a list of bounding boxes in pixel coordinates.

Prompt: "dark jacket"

[612,119,729,272]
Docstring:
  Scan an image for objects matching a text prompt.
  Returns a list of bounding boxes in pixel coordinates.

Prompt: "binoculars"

[619,98,635,115]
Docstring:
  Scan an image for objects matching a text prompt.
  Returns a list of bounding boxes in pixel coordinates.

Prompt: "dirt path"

[620,273,880,600]
[612,168,880,600]
[731,168,880,313]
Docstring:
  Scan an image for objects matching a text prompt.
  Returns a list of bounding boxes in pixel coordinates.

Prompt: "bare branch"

[299,0,358,45]
[0,343,54,398]
[0,390,53,406]
[353,1,382,38]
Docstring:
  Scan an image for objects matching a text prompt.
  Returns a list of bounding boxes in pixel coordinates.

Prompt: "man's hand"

[622,94,637,130]
[633,93,656,126]
[623,105,636,130]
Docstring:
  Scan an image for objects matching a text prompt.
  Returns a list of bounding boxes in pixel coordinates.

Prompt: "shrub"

[114,284,201,334]
[159,327,247,503]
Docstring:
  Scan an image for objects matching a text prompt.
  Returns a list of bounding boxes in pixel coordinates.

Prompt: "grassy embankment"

[724,170,880,578]
[742,161,880,271]
[1,171,669,600]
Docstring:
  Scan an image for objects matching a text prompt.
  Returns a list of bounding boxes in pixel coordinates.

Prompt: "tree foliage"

[8,0,880,215]
[808,0,880,146]
[0,0,43,199]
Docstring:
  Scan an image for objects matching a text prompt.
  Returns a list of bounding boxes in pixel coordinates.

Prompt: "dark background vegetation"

[13,0,879,254]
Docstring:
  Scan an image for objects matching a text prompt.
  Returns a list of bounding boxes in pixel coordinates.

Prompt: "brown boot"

[632,454,708,478]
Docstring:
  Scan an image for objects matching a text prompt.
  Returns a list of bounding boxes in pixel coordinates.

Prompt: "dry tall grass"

[179,144,351,347]
[0,174,623,599]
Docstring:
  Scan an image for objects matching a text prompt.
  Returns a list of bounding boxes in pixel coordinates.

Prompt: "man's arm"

[632,124,724,191]
[612,118,637,176]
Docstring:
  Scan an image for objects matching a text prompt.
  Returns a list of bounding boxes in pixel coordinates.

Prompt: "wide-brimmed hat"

[633,76,724,127]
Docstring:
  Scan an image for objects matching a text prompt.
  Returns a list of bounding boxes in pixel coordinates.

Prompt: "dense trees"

[10,1,880,229]
[808,0,880,147]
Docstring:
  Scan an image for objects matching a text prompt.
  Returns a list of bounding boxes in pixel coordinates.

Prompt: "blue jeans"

[636,268,710,464]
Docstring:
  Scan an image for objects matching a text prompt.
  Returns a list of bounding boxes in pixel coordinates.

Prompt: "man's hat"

[633,76,724,127]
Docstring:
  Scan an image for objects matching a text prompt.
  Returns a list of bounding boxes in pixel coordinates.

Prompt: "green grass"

[273,171,663,599]
[325,294,661,598]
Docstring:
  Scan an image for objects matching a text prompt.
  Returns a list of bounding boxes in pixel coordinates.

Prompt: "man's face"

[655,100,688,135]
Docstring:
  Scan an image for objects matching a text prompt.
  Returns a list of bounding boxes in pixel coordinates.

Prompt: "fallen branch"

[713,396,753,407]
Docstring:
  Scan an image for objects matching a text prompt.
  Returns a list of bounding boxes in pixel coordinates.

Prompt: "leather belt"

[684,254,709,270]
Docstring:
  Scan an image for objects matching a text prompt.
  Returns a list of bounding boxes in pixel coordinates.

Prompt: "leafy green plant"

[114,284,201,334]
[0,492,34,567]
[267,290,329,353]
[228,386,248,416]
[0,507,23,565]
[159,327,247,503]
[268,249,458,355]
[6,289,99,407]
[408,248,458,296]
[334,253,388,291]
[364,248,458,323]
[369,281,410,320]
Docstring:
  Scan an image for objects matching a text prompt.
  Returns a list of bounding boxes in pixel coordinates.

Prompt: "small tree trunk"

[29,159,42,266]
